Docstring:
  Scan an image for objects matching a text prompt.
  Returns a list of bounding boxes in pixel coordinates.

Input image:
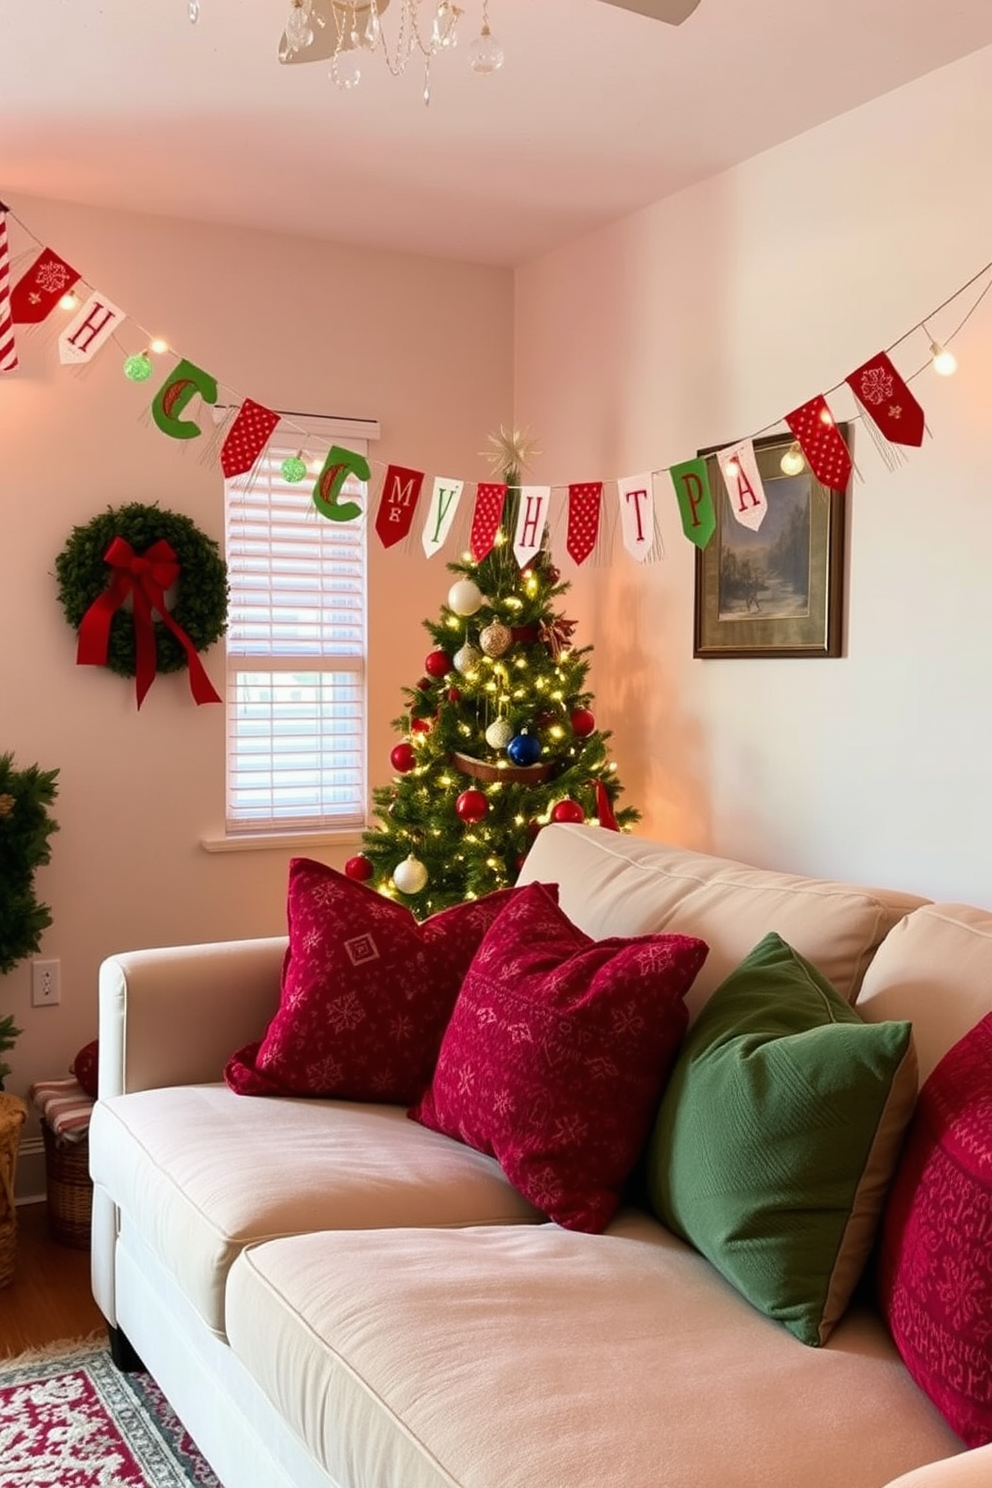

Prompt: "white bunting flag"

[717,439,768,532]
[58,291,125,366]
[421,476,464,558]
[513,485,552,567]
[618,472,656,561]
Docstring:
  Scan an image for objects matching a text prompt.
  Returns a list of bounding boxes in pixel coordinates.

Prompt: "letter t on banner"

[618,473,656,561]
[513,486,551,567]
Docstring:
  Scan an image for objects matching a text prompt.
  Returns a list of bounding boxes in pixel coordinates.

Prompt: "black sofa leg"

[107,1323,144,1372]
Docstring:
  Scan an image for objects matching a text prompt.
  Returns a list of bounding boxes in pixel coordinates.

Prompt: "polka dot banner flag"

[566,482,603,565]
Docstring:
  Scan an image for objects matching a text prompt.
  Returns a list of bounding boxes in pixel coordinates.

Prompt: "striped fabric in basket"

[28,1077,95,1142]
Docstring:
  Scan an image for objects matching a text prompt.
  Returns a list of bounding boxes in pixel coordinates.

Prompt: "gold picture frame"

[693,430,848,659]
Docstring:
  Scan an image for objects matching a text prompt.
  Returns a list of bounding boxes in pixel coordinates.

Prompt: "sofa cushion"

[224,1211,960,1488]
[517,823,928,1021]
[878,1010,992,1448]
[410,882,708,1233]
[648,932,918,1346]
[88,1084,540,1336]
[225,859,538,1104]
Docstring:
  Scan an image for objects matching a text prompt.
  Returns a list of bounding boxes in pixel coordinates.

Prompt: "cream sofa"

[90,824,992,1488]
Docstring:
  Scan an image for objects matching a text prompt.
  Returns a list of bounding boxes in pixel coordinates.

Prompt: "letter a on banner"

[513,485,551,567]
[717,440,767,532]
[375,465,424,549]
[422,477,464,558]
[58,291,125,366]
[618,473,656,561]
[670,458,715,549]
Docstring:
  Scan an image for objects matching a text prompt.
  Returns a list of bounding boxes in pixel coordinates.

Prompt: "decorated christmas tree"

[352,430,639,917]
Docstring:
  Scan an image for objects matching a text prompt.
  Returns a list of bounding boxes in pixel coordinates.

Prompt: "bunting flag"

[57,291,125,366]
[421,477,464,558]
[312,445,369,523]
[470,482,507,562]
[220,398,281,477]
[618,473,655,561]
[151,358,219,440]
[717,439,768,532]
[670,457,715,549]
[846,350,926,462]
[513,485,552,567]
[784,395,853,491]
[376,465,424,549]
[0,201,19,373]
[566,482,603,565]
[11,248,79,324]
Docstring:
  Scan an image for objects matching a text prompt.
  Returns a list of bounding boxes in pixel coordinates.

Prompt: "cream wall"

[0,194,513,1126]
[515,45,992,908]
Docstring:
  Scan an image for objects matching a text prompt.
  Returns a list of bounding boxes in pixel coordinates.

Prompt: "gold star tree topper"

[481,426,541,484]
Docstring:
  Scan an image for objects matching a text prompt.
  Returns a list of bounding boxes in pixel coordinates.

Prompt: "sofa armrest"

[97,937,287,1097]
[884,1446,992,1488]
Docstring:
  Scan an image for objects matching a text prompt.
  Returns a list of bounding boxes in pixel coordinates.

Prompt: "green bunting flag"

[670,457,716,549]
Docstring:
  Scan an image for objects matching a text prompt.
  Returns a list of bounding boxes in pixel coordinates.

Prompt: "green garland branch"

[0,753,59,987]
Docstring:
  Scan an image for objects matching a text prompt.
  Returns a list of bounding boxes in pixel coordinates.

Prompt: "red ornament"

[570,708,596,737]
[344,854,374,882]
[447,687,462,703]
[455,789,488,824]
[411,716,432,734]
[551,798,585,824]
[417,676,431,691]
[425,649,452,679]
[390,742,416,773]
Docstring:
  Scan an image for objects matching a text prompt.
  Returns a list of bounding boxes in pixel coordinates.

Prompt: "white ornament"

[448,579,484,616]
[479,620,511,658]
[485,717,515,750]
[454,643,482,676]
[392,855,429,895]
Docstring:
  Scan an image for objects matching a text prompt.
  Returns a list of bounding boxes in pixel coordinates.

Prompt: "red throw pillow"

[409,881,708,1233]
[71,1039,99,1098]
[225,859,544,1104]
[877,1011,992,1448]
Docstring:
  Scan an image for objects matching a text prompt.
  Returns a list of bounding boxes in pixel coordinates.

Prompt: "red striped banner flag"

[0,200,18,373]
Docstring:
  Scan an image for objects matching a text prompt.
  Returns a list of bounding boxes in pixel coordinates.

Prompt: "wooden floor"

[0,1201,104,1359]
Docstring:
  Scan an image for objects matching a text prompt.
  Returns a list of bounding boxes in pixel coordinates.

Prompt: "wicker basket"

[0,1092,28,1287]
[42,1121,92,1250]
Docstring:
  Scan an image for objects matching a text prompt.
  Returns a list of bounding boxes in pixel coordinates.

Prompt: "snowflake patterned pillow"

[225,859,544,1104]
[409,881,708,1233]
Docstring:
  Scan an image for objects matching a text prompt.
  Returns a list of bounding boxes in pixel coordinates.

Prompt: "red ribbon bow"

[76,536,221,708]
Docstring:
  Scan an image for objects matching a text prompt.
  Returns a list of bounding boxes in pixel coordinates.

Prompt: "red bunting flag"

[11,247,79,324]
[846,351,925,449]
[784,395,852,490]
[0,201,18,373]
[375,465,424,549]
[221,398,281,478]
[566,482,603,565]
[470,482,506,561]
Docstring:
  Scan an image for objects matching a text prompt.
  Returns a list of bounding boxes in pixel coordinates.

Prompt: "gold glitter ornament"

[479,621,511,658]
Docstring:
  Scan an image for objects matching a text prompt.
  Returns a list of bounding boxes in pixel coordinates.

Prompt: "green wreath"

[55,502,228,678]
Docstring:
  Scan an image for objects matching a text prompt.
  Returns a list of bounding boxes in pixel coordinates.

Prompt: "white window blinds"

[224,430,370,834]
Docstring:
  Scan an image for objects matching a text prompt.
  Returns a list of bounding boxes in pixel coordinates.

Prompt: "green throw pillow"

[646,931,917,1347]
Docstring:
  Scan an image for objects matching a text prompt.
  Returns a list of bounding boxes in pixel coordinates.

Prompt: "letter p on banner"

[670,458,715,549]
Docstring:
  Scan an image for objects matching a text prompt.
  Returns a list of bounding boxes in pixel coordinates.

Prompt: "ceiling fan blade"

[597,0,701,23]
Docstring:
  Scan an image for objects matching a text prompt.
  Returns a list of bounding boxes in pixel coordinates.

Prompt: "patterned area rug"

[0,1337,220,1487]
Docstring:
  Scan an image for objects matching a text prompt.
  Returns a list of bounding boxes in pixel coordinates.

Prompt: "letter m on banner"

[375,465,425,549]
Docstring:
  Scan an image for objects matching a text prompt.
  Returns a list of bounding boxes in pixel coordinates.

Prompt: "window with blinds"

[224,433,369,834]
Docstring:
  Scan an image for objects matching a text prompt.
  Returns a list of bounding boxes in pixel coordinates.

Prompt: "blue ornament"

[507,731,541,766]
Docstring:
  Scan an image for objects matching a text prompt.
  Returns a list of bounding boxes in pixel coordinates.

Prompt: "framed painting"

[693,429,848,659]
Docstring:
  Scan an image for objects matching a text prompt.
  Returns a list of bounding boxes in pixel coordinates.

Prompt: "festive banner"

[11,248,79,324]
[151,358,219,440]
[566,482,603,566]
[470,482,506,562]
[220,397,281,477]
[513,485,552,567]
[58,291,125,366]
[717,440,768,533]
[670,457,715,550]
[421,477,465,558]
[376,464,424,548]
[784,394,852,491]
[846,350,925,448]
[312,445,369,523]
[0,202,19,374]
[618,473,655,562]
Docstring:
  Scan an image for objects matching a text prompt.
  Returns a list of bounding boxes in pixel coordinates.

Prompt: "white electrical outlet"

[32,958,61,1007]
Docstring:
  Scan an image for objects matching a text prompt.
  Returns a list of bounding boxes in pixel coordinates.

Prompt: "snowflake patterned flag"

[618,473,656,562]
[421,477,465,559]
[470,482,506,561]
[784,395,852,490]
[845,351,925,466]
[11,248,79,324]
[375,465,425,549]
[220,398,281,478]
[57,291,125,366]
[513,485,552,568]
[0,201,17,373]
[566,482,603,565]
[670,457,715,549]
[717,439,768,533]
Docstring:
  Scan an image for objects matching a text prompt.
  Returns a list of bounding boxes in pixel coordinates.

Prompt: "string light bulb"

[930,341,957,376]
[780,443,806,476]
[149,337,170,355]
[59,290,79,311]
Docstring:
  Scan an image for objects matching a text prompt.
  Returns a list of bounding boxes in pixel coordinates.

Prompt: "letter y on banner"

[618,473,656,561]
[422,477,464,558]
[717,440,767,532]
[513,485,551,567]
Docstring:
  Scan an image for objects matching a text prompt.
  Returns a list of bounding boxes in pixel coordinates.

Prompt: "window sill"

[201,829,366,854]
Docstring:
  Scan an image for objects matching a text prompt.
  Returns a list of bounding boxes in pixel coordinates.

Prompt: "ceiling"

[2,0,992,267]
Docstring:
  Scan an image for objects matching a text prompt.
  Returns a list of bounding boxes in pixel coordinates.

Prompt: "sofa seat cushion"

[224,1211,961,1488]
[89,1084,540,1336]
